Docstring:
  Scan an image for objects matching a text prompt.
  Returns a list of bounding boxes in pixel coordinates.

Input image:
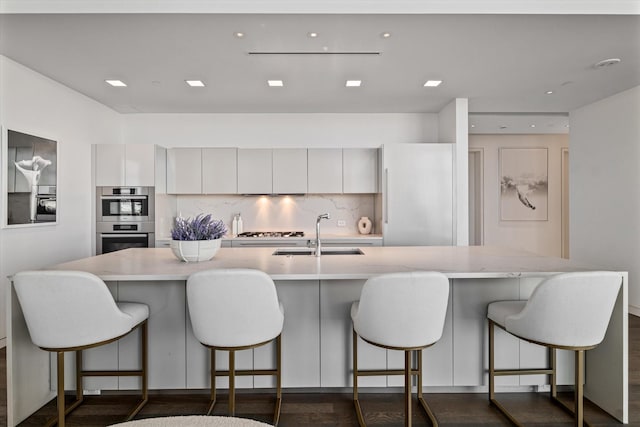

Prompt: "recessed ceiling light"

[565,124,570,128]
[381,32,391,38]
[185,80,205,87]
[424,80,442,87]
[545,90,554,95]
[470,124,476,128]
[530,124,536,128]
[235,32,245,38]
[499,125,508,129]
[346,80,362,87]
[268,80,284,87]
[105,80,127,87]
[593,58,621,69]
[308,32,318,38]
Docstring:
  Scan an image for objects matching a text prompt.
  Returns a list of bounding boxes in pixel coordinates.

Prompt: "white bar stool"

[487,271,622,426]
[187,269,284,425]
[13,270,149,427]
[351,271,450,427]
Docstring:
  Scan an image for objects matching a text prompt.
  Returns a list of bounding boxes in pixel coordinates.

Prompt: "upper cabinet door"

[125,144,156,187]
[167,148,202,194]
[343,148,378,193]
[238,149,273,194]
[96,144,126,187]
[273,149,307,194]
[202,148,238,194]
[308,148,342,193]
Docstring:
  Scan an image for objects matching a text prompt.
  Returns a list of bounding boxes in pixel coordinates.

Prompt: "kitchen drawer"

[231,239,308,248]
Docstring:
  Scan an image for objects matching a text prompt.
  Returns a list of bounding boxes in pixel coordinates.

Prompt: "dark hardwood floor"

[2,315,639,426]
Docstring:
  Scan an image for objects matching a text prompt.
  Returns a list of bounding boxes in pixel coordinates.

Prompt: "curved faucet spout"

[315,213,331,257]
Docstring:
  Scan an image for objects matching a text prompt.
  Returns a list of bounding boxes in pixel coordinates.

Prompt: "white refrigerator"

[381,143,454,246]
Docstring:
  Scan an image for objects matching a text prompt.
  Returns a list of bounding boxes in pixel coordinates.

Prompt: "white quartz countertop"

[46,246,612,282]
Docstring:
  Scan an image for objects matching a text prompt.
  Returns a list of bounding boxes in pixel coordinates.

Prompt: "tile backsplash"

[156,194,376,238]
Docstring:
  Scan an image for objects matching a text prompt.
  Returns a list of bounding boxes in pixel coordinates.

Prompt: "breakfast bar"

[7,246,628,425]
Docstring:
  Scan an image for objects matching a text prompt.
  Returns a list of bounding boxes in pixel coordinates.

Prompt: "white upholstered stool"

[487,271,622,427]
[351,271,450,427]
[187,269,284,425]
[13,270,149,427]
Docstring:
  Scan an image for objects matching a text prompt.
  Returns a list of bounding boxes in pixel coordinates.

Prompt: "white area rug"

[110,416,272,426]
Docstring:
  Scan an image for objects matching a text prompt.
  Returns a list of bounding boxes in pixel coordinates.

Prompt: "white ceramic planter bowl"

[171,239,222,262]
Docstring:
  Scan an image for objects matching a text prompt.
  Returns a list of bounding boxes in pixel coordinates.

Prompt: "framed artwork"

[500,147,548,221]
[3,128,58,227]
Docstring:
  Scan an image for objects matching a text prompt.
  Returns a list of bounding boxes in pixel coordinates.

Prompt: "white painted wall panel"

[570,85,640,310]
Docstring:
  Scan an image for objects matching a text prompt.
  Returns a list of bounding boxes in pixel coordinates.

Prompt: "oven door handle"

[100,234,149,238]
[100,195,148,200]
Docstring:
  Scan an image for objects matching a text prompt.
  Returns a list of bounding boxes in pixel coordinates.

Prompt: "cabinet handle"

[384,168,389,224]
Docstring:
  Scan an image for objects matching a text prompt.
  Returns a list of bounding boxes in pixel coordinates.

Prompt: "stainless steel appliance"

[96,187,155,254]
[97,186,154,222]
[35,185,56,222]
[381,143,454,246]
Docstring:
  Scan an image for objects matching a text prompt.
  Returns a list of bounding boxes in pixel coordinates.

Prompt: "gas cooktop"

[237,231,305,238]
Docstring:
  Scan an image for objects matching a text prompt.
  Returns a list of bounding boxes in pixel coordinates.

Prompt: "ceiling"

[0,12,639,115]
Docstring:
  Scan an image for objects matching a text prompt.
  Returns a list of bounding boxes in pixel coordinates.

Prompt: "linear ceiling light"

[346,80,362,87]
[423,80,442,87]
[268,80,284,87]
[105,80,127,87]
[185,80,205,87]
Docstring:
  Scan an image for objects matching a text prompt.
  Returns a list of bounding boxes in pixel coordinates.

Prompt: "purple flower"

[171,214,227,241]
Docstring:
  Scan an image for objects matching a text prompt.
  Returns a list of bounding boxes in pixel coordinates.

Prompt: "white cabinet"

[343,148,378,193]
[272,149,307,194]
[308,149,342,193]
[95,144,161,187]
[237,149,272,194]
[166,148,202,194]
[202,148,238,194]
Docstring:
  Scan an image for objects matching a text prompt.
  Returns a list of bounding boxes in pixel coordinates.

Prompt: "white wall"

[439,99,469,245]
[469,134,568,257]
[0,56,122,341]
[570,86,640,312]
[123,113,438,148]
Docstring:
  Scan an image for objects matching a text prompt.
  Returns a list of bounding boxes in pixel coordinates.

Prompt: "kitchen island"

[7,246,628,425]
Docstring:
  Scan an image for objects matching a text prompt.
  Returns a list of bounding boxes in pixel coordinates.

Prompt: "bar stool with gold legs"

[13,270,149,427]
[187,269,284,425]
[487,271,622,427]
[351,271,450,427]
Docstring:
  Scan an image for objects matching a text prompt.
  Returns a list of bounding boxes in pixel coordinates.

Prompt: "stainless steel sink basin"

[273,247,364,256]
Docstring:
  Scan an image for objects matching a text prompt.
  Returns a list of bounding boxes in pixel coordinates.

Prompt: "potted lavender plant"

[170,214,227,262]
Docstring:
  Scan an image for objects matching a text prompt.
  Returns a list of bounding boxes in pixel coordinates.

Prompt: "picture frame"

[499,147,548,221]
[2,127,58,227]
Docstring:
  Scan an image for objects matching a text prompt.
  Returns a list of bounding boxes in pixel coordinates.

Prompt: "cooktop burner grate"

[237,231,305,238]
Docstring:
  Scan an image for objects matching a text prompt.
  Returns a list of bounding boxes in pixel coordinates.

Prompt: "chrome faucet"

[315,213,331,257]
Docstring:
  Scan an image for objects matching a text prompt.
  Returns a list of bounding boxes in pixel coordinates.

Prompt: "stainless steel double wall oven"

[96,187,155,254]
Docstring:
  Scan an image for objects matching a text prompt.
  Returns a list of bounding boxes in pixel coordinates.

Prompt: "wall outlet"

[535,384,550,393]
[83,389,101,395]
[337,220,346,227]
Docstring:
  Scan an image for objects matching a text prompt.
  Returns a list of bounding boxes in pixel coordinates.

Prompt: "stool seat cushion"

[117,302,150,327]
[351,271,449,349]
[486,271,622,348]
[13,270,150,350]
[187,269,284,348]
[487,301,526,327]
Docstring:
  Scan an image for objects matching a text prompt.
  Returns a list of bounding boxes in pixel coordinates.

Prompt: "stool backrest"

[353,271,449,348]
[13,270,136,349]
[187,269,284,348]
[505,271,622,348]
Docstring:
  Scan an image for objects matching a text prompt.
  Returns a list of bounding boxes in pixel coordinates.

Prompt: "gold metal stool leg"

[229,350,236,416]
[575,350,584,427]
[57,351,65,427]
[207,348,217,415]
[353,328,366,427]
[404,350,412,427]
[416,349,438,427]
[272,335,283,426]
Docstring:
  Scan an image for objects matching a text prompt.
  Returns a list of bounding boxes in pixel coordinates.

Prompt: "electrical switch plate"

[337,220,346,227]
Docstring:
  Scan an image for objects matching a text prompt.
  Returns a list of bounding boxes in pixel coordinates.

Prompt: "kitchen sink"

[273,247,364,256]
